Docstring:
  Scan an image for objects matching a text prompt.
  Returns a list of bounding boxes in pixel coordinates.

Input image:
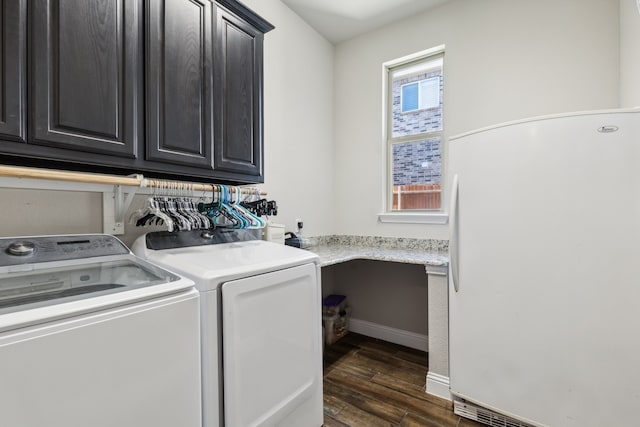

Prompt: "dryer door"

[221,262,322,427]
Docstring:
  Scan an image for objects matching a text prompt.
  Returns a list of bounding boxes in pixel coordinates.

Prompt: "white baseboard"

[426,372,451,401]
[348,318,428,352]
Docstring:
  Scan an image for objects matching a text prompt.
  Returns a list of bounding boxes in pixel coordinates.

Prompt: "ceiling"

[281,0,450,44]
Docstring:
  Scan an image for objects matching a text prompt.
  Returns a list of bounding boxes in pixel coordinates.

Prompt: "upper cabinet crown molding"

[214,0,275,33]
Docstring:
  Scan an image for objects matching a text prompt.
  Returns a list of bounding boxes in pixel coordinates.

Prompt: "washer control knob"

[7,242,35,256]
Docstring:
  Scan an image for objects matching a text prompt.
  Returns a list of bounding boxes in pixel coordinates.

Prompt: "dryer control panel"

[145,229,259,250]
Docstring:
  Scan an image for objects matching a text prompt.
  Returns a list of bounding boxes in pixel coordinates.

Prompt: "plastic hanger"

[230,186,265,229]
[208,186,242,229]
[128,196,175,232]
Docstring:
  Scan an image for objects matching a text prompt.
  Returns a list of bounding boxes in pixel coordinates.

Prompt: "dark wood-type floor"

[322,333,484,427]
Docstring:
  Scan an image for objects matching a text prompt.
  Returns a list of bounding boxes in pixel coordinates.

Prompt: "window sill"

[378,212,448,225]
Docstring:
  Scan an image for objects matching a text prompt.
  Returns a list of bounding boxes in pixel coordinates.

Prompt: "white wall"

[0,189,103,237]
[240,0,336,237]
[325,260,429,335]
[620,0,640,107]
[0,0,626,243]
[0,188,171,247]
[333,0,620,239]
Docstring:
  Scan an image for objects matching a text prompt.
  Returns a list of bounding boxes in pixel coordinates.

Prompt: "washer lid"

[0,234,196,332]
[0,255,195,333]
[136,238,318,291]
[0,257,182,314]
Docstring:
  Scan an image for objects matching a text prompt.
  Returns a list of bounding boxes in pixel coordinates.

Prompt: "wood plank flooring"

[323,333,484,427]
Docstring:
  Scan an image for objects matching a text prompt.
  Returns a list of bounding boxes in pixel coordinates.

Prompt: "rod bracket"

[103,185,137,235]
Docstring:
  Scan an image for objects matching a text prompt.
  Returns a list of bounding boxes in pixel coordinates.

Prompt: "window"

[384,48,444,216]
[401,77,440,113]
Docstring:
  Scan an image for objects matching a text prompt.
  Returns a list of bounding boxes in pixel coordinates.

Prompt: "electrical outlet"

[295,218,303,233]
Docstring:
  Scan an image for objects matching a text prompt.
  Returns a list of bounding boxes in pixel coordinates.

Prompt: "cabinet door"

[146,0,214,170]
[0,0,26,142]
[214,6,264,181]
[30,0,141,158]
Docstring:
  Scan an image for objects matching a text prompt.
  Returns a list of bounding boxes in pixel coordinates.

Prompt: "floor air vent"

[454,400,534,427]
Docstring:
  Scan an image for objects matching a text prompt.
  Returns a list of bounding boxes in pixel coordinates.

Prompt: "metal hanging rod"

[0,165,266,195]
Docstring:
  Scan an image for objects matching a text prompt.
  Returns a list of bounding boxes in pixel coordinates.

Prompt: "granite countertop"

[305,235,449,268]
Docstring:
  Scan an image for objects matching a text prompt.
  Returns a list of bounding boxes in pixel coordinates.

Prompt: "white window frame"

[379,45,448,225]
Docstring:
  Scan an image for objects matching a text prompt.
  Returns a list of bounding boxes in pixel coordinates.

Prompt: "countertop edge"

[306,244,449,268]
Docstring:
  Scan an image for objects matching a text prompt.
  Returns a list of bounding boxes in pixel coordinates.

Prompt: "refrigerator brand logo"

[597,126,619,133]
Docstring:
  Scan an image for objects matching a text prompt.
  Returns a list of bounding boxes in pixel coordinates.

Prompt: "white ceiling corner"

[281,0,450,44]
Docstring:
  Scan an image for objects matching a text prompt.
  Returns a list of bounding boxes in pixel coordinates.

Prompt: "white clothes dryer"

[132,230,323,427]
[0,234,202,427]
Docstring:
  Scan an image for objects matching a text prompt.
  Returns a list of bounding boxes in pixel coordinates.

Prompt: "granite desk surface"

[305,235,449,268]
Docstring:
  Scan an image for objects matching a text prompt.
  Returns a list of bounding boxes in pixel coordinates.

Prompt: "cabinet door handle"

[449,174,460,292]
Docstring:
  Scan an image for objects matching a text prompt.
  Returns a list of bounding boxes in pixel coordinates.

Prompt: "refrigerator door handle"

[449,174,460,292]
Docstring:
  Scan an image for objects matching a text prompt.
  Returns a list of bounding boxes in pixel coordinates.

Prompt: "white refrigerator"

[447,109,640,427]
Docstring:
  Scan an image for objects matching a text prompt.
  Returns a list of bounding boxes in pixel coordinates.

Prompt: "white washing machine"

[132,230,323,427]
[0,234,202,427]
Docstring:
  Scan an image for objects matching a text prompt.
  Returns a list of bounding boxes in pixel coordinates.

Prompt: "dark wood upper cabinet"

[30,0,142,158]
[145,0,214,169]
[0,0,26,143]
[213,3,267,181]
[0,0,272,184]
